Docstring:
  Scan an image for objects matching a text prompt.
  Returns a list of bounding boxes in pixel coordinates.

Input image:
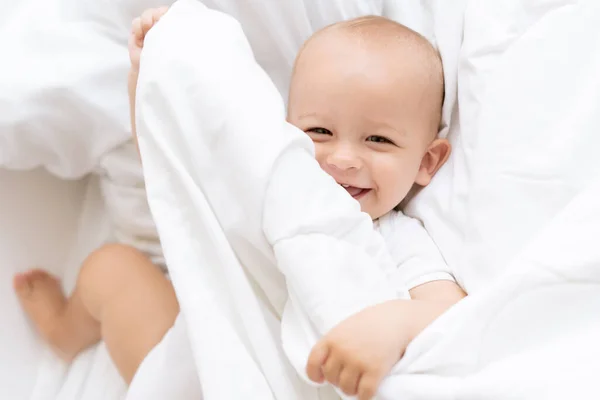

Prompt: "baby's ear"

[415,138,451,186]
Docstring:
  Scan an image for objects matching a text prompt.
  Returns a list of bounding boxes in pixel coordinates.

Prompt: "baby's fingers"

[339,366,361,396]
[306,341,329,383]
[357,373,381,400]
[322,355,343,386]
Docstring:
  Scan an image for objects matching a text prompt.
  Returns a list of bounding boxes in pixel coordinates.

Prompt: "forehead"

[289,32,427,118]
[294,31,403,82]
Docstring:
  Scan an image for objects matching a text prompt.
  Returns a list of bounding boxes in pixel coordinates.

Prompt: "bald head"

[291,15,444,135]
[287,16,450,218]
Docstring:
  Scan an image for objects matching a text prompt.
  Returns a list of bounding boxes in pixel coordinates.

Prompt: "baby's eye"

[307,127,332,135]
[367,135,394,144]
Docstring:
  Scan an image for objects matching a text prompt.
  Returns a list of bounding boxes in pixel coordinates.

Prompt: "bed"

[2,0,600,399]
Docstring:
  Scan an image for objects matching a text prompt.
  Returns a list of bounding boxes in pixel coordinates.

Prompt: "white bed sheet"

[0,169,127,400]
[0,169,77,399]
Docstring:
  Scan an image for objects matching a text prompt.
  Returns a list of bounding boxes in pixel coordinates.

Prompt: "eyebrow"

[383,125,407,137]
[296,112,319,120]
[370,121,407,138]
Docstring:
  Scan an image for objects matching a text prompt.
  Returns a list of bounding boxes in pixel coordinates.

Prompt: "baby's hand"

[128,7,169,71]
[306,300,412,400]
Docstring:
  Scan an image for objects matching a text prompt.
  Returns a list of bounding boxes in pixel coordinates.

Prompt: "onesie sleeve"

[375,211,455,291]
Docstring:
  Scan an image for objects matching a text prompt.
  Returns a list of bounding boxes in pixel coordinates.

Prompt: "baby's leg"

[14,243,178,383]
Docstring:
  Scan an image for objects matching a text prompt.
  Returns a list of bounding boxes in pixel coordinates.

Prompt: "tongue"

[344,186,363,197]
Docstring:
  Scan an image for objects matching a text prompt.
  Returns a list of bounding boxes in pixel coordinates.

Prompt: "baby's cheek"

[387,170,414,204]
[313,145,328,169]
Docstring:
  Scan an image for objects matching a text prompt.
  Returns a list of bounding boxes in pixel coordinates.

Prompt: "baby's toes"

[13,272,32,295]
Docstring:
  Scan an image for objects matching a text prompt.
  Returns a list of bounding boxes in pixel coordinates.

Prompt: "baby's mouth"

[340,184,371,199]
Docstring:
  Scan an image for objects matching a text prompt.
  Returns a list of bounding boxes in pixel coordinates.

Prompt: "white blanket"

[133,2,406,399]
[130,1,600,400]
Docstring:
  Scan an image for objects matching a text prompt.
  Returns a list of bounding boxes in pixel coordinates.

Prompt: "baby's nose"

[325,145,362,172]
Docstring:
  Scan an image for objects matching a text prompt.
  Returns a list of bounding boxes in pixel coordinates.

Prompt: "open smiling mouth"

[340,184,371,199]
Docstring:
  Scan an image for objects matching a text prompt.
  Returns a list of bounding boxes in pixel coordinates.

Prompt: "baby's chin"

[359,199,387,221]
[359,195,405,220]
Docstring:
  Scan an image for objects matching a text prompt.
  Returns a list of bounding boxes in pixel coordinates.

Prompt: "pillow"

[404,0,468,279]
[408,0,600,294]
[458,0,600,292]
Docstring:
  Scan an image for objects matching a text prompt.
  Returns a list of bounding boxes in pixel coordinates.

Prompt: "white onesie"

[95,140,165,269]
[375,210,455,292]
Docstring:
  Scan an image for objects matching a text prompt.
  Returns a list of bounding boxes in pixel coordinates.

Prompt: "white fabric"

[455,0,600,293]
[3,0,600,399]
[96,141,164,268]
[130,1,600,400]
[132,4,409,400]
[403,0,469,280]
[395,5,600,398]
[382,176,600,399]
[0,169,128,400]
[375,211,454,290]
[0,1,131,178]
[406,0,600,295]
[0,169,80,400]
[0,0,385,179]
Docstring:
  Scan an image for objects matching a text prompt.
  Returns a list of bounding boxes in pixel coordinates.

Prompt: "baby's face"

[288,32,438,219]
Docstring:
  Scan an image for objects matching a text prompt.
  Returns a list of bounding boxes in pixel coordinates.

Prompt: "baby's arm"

[307,213,466,399]
[306,280,465,400]
[306,295,463,400]
[410,279,466,304]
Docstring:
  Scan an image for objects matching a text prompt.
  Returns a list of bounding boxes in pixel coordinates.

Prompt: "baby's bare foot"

[14,269,79,361]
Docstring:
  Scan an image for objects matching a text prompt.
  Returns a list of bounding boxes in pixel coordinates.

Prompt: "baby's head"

[288,16,448,220]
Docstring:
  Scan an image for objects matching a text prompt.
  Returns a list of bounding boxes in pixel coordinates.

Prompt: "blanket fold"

[132,1,402,399]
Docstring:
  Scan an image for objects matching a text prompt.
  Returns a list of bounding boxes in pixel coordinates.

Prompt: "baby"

[289,16,464,398]
[13,7,464,400]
